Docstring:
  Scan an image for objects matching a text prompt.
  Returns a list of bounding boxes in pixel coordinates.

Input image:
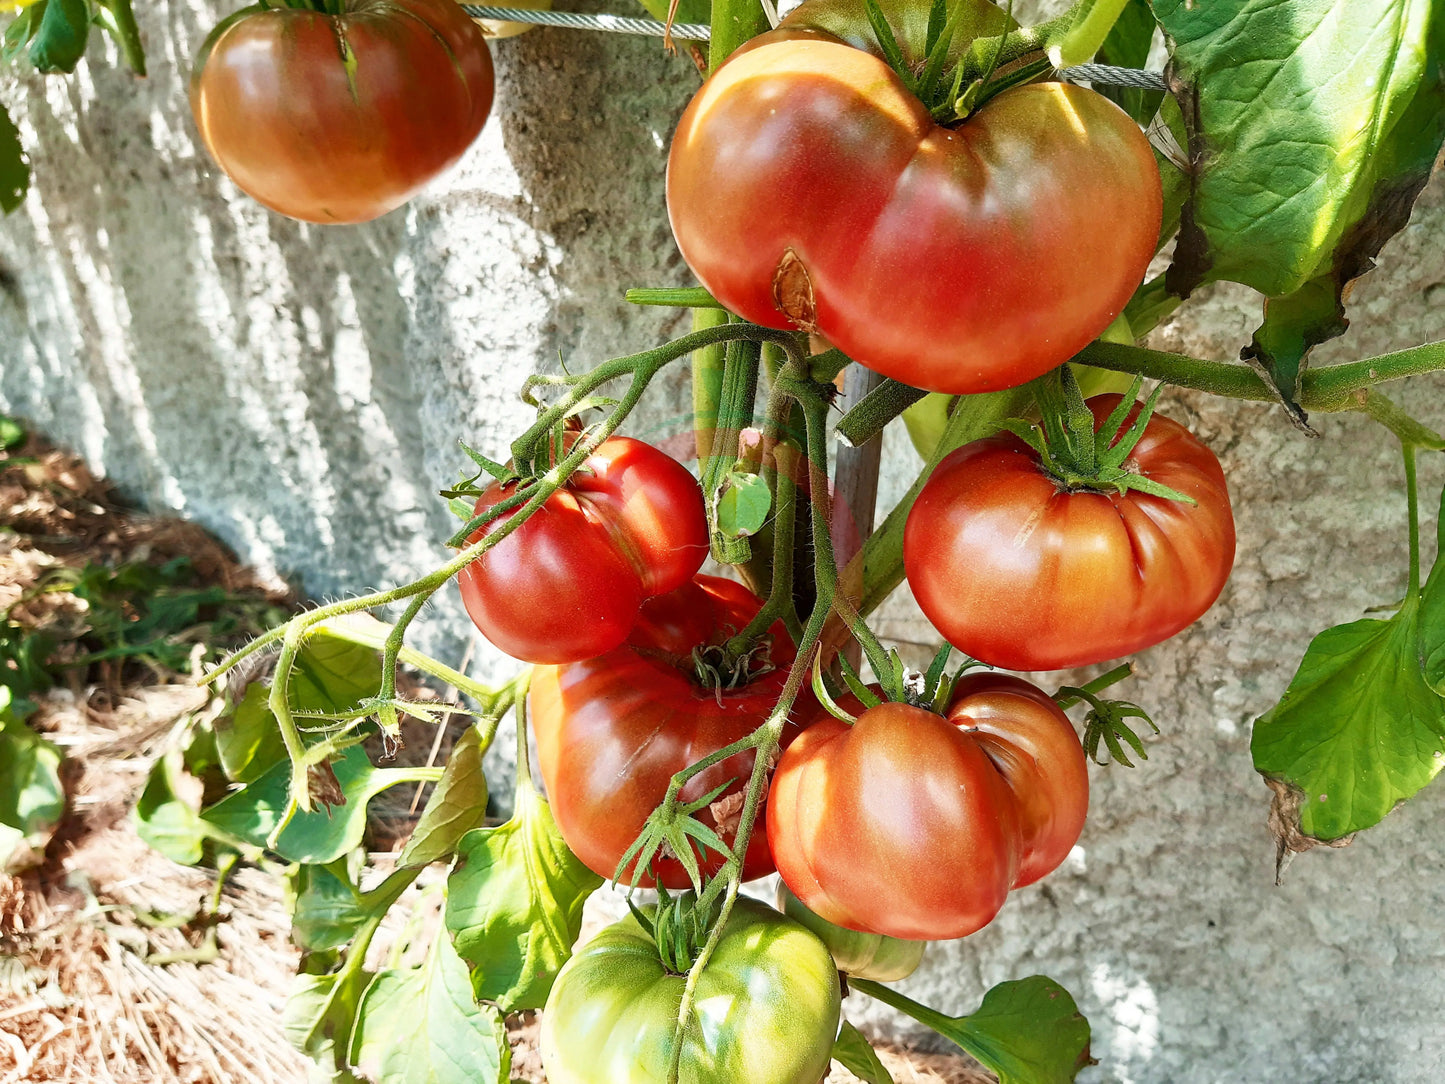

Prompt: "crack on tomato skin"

[772,247,819,332]
[327,17,361,103]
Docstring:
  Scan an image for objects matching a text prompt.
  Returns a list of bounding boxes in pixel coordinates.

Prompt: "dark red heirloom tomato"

[768,673,1087,941]
[530,576,807,889]
[904,394,1236,671]
[457,436,707,664]
[191,0,494,223]
[665,0,1161,395]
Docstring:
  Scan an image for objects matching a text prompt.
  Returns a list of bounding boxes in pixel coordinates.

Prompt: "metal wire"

[461,8,1169,89]
[1055,62,1169,90]
[462,6,713,39]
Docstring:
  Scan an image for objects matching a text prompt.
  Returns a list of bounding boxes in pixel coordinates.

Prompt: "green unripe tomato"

[778,882,926,981]
[540,897,842,1084]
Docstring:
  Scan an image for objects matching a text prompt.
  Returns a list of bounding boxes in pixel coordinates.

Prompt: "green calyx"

[629,887,722,976]
[1003,367,1196,503]
[692,639,776,699]
[859,0,1061,126]
[1054,664,1160,767]
[812,641,993,724]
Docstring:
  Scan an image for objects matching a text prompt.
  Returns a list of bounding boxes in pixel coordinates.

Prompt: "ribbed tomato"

[904,394,1236,670]
[768,673,1088,940]
[666,0,1161,394]
[458,436,707,664]
[541,898,841,1084]
[530,576,807,888]
[191,0,493,223]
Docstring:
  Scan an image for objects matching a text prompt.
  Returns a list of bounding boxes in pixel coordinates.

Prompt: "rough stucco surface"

[3,4,1445,1082]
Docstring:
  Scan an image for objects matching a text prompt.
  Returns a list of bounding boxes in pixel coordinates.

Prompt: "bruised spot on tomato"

[773,247,819,330]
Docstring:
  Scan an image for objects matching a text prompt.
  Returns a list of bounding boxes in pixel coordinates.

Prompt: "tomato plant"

[190,0,494,224]
[165,0,1445,1079]
[769,673,1088,940]
[529,574,805,888]
[540,897,841,1084]
[457,435,708,664]
[666,0,1161,395]
[904,391,1236,671]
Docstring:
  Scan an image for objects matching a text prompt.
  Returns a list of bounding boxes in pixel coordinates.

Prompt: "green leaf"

[853,976,1091,1084]
[1252,597,1445,841]
[287,861,369,952]
[215,623,381,785]
[216,684,291,784]
[1155,0,1445,410]
[203,744,427,864]
[134,749,210,866]
[1094,0,1162,124]
[350,930,511,1084]
[444,780,601,1012]
[832,1021,895,1084]
[283,967,372,1080]
[0,688,63,873]
[715,468,772,542]
[0,415,24,451]
[28,0,89,73]
[289,624,386,714]
[399,724,489,868]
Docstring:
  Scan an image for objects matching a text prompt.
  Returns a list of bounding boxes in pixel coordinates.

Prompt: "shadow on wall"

[487,1,703,430]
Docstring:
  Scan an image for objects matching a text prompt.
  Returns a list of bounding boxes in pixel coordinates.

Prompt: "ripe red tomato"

[666,0,1161,395]
[904,394,1236,670]
[190,0,494,224]
[530,575,807,889]
[457,436,707,664]
[768,673,1088,940]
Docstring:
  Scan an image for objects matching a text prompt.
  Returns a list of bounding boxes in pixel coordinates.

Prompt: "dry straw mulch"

[0,426,994,1084]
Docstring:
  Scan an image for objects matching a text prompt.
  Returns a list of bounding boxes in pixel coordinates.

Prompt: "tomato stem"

[1053,662,1134,709]
[1404,441,1422,600]
[1075,336,1445,412]
[700,336,763,563]
[707,0,769,73]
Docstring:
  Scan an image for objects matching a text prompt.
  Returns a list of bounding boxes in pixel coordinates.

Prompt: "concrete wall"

[3,2,1445,1081]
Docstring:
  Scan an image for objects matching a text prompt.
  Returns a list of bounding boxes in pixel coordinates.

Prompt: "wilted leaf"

[283,967,372,1081]
[28,0,88,73]
[134,749,209,866]
[216,683,290,784]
